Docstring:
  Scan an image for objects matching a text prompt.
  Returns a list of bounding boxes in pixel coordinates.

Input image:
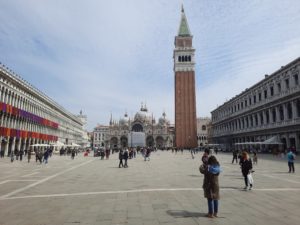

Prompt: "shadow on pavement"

[166,210,207,218]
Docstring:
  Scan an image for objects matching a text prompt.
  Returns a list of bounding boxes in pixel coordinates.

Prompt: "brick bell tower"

[174,5,197,149]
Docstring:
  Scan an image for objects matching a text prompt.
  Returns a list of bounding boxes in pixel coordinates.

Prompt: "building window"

[202,125,206,131]
[285,78,290,89]
[287,103,293,119]
[260,112,263,124]
[277,83,281,93]
[253,95,256,103]
[279,105,284,121]
[249,97,252,105]
[245,100,247,107]
[264,90,267,99]
[255,115,258,126]
[266,110,269,123]
[241,102,243,108]
[259,93,262,101]
[294,74,299,85]
[272,108,276,123]
[270,86,274,96]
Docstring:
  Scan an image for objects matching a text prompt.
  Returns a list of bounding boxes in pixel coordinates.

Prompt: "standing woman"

[202,155,221,218]
[240,151,253,190]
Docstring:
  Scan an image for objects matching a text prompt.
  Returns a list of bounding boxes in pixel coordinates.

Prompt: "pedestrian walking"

[10,150,14,163]
[240,151,253,190]
[191,148,194,159]
[19,149,24,161]
[71,149,75,160]
[124,149,129,168]
[43,149,49,164]
[118,150,124,168]
[232,150,238,164]
[253,152,258,164]
[200,155,221,218]
[287,149,296,173]
[27,149,31,163]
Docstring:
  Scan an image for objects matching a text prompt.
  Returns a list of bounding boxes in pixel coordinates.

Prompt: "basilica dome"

[158,112,169,125]
[119,112,129,126]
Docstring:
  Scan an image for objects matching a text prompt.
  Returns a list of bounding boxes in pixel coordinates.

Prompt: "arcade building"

[0,63,87,156]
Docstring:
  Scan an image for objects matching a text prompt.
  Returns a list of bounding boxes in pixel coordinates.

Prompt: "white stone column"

[4,138,9,156]
[17,139,21,151]
[276,106,280,122]
[291,100,297,119]
[269,108,273,123]
[257,113,261,126]
[263,111,267,125]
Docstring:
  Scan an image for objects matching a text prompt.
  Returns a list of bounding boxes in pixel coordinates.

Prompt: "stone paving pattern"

[0,151,299,225]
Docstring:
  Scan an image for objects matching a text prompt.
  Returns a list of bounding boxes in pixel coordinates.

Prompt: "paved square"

[0,151,299,225]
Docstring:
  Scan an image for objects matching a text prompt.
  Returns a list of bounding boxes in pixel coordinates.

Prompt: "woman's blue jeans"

[207,198,218,214]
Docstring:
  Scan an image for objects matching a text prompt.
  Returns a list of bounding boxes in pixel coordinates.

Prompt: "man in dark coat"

[123,149,129,168]
[118,150,124,168]
[240,151,253,190]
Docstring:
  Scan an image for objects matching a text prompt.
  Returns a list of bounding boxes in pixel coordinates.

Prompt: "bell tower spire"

[174,5,197,149]
[178,4,191,37]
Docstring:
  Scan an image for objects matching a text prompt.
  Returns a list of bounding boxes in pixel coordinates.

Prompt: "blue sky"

[1,0,300,130]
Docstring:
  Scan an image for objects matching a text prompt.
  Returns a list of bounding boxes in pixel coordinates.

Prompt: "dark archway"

[146,136,154,147]
[156,136,164,148]
[110,137,118,149]
[132,123,143,132]
[279,105,284,121]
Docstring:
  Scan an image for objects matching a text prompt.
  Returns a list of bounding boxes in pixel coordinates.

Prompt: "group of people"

[118,149,129,168]
[200,147,297,219]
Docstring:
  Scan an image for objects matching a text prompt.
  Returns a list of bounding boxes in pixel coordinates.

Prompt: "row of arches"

[110,135,167,149]
[178,55,191,62]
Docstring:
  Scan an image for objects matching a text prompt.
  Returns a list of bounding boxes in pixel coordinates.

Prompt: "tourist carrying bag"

[247,173,254,185]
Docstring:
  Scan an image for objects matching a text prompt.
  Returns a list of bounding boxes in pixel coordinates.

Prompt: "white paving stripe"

[261,174,300,184]
[0,180,38,185]
[21,172,39,177]
[1,187,300,200]
[0,159,95,199]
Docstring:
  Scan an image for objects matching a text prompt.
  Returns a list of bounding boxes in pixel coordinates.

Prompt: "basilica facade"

[93,104,174,149]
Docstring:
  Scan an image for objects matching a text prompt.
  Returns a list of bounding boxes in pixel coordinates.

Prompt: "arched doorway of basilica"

[120,136,128,148]
[132,123,143,132]
[110,137,118,149]
[156,136,164,149]
[146,136,154,147]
